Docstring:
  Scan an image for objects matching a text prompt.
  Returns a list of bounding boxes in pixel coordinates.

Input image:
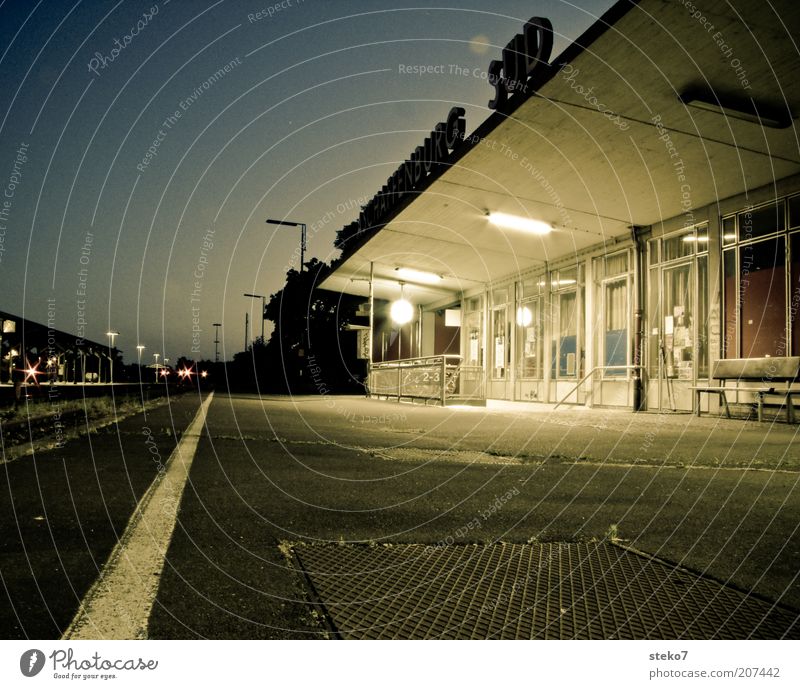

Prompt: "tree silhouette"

[229,258,366,394]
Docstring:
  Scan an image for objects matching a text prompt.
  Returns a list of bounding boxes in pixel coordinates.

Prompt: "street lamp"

[243,293,266,343]
[266,218,307,272]
[212,323,222,362]
[106,331,119,384]
[153,352,160,382]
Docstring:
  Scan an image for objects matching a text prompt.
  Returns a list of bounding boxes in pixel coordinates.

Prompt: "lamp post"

[212,323,222,362]
[106,331,119,384]
[136,344,145,385]
[266,218,307,272]
[243,293,266,343]
[153,353,160,382]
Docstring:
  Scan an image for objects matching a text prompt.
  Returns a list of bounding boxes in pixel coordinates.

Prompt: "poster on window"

[495,338,505,369]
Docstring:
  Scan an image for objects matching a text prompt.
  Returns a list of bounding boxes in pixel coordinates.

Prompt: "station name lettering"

[487,16,554,110]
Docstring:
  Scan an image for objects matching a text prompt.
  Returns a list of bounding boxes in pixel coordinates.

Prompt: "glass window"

[466,296,482,312]
[695,224,709,253]
[722,216,736,246]
[556,291,578,377]
[789,196,800,230]
[521,276,542,299]
[697,255,709,377]
[603,277,628,376]
[491,306,508,378]
[723,249,737,358]
[648,238,659,266]
[792,234,800,356]
[647,266,660,378]
[662,263,693,379]
[740,237,786,357]
[663,232,695,261]
[516,299,542,378]
[738,201,785,241]
[555,266,578,288]
[465,311,483,367]
[492,287,509,306]
[597,252,628,278]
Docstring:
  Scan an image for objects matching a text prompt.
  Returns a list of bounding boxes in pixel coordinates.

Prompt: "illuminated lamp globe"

[390,298,414,325]
[516,306,533,327]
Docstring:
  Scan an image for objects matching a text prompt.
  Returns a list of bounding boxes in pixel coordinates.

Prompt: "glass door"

[489,287,512,399]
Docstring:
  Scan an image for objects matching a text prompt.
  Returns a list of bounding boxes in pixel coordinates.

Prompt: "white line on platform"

[62,392,214,640]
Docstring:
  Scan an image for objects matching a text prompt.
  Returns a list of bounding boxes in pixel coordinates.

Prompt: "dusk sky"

[0,0,615,363]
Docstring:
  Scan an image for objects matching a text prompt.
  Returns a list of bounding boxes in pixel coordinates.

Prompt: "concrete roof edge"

[327,0,644,271]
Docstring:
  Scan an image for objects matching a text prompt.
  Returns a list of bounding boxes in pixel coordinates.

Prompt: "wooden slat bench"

[690,357,800,422]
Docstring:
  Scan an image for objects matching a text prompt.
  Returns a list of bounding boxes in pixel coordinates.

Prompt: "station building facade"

[321,0,800,413]
[0,310,116,385]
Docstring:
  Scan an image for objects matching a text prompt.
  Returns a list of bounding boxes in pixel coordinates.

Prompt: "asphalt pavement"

[2,392,797,639]
[146,393,799,639]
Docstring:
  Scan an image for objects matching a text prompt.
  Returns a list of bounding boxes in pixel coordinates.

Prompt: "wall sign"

[488,16,554,110]
[335,106,466,247]
[334,16,553,251]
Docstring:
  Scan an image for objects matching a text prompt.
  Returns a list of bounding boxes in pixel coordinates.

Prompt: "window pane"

[556,266,578,287]
[465,310,482,367]
[695,224,709,253]
[557,291,578,377]
[723,250,737,358]
[740,237,786,357]
[663,263,693,379]
[597,252,628,278]
[521,277,541,299]
[648,239,659,266]
[738,201,785,241]
[790,196,800,230]
[648,267,660,377]
[793,234,800,355]
[722,216,736,245]
[492,288,508,305]
[697,255,709,377]
[604,278,627,375]
[516,299,542,378]
[492,307,507,378]
[663,232,694,261]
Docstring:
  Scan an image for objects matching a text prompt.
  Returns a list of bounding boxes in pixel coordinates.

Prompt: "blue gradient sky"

[0,0,615,362]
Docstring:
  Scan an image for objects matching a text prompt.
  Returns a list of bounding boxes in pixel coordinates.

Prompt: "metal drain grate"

[292,543,799,639]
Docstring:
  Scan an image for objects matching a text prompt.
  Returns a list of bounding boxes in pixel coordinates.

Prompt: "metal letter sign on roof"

[488,16,554,110]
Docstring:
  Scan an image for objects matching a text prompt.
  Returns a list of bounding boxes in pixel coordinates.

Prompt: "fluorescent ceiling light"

[487,212,552,235]
[682,235,709,243]
[679,88,793,129]
[723,233,736,241]
[395,267,442,283]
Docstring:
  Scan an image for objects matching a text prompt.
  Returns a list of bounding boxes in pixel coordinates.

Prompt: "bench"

[690,357,800,422]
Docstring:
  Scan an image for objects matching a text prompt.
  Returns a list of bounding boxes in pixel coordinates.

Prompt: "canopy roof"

[321,0,800,305]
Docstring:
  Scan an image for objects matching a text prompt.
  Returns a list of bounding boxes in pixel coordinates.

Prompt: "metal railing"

[553,365,642,409]
[368,355,476,405]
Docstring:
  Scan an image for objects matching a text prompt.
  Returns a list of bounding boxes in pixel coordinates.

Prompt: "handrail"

[554,365,642,409]
[370,354,462,369]
[367,355,464,405]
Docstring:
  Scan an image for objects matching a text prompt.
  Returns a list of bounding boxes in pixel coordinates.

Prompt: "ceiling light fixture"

[487,212,552,235]
[395,267,443,283]
[679,88,793,129]
[390,282,414,325]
